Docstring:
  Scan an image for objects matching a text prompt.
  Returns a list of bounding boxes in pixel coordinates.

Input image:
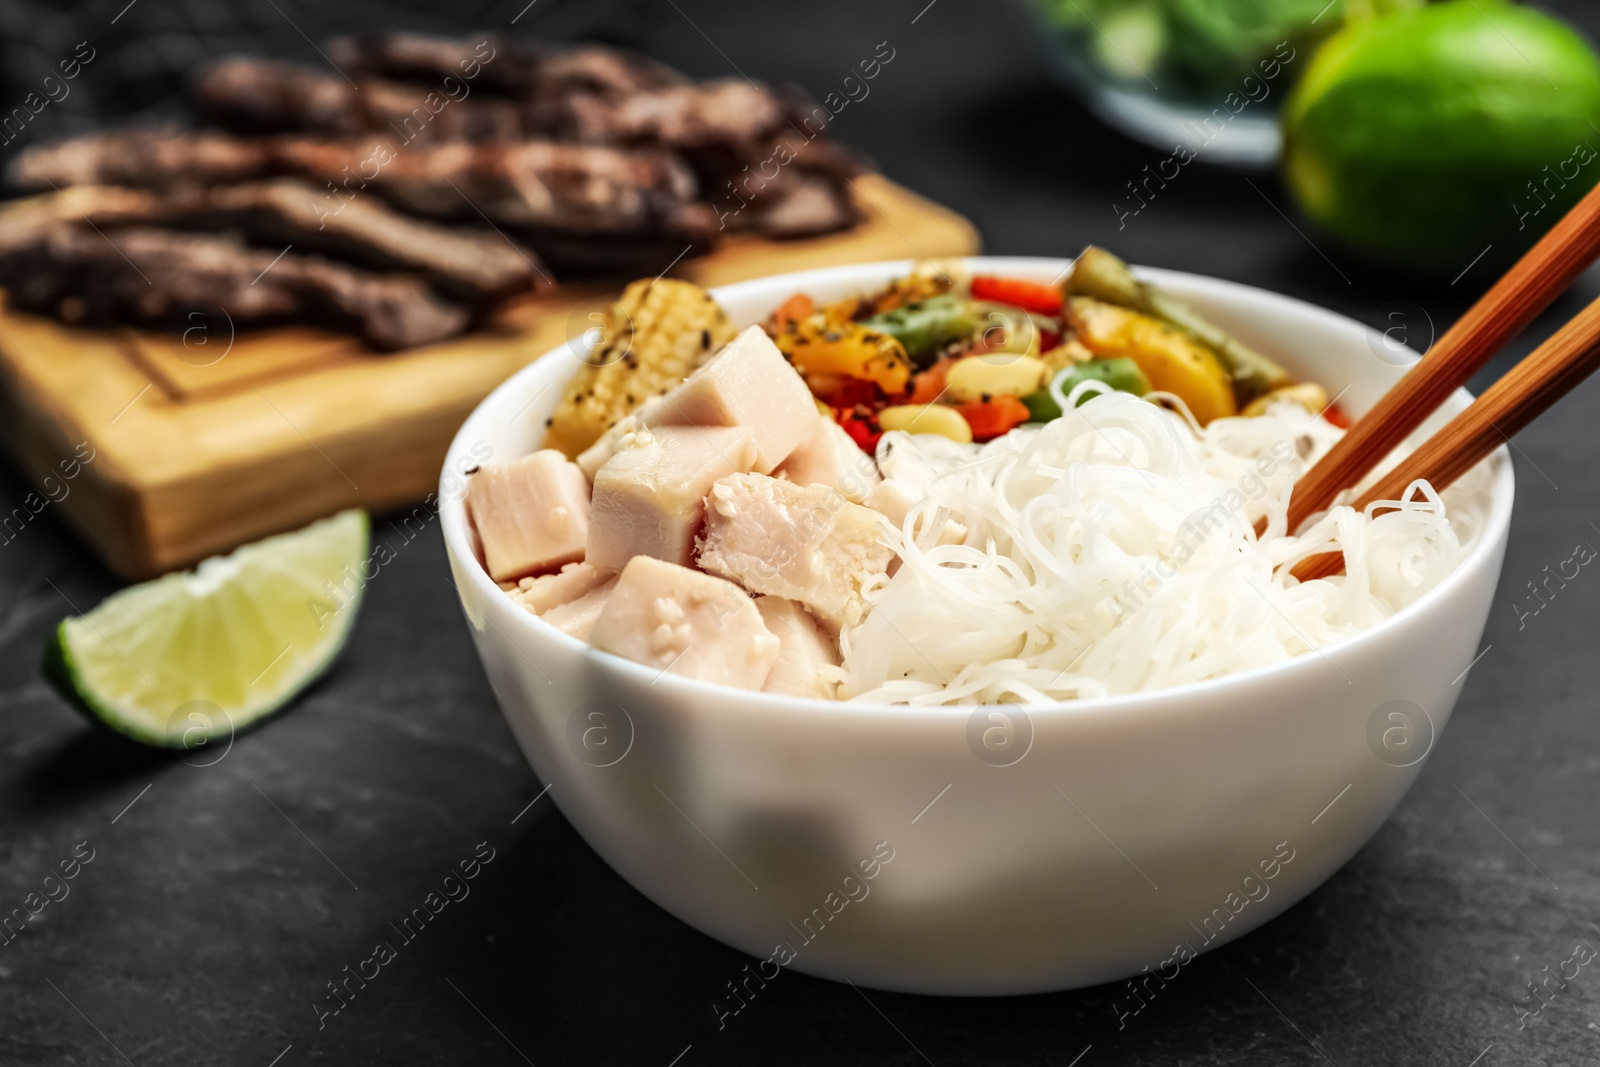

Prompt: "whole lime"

[1281,0,1600,277]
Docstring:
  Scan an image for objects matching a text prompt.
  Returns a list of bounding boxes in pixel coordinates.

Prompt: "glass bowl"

[1019,0,1347,165]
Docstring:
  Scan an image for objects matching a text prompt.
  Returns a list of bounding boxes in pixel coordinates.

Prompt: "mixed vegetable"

[541,249,1348,466]
[760,247,1344,451]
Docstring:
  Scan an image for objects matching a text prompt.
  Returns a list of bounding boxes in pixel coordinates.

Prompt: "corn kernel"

[1241,382,1329,419]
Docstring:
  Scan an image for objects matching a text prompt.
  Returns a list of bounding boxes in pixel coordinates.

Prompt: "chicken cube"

[776,416,880,504]
[756,597,841,700]
[575,397,666,481]
[466,450,591,582]
[590,556,778,689]
[511,561,612,615]
[646,325,818,473]
[697,472,896,630]
[542,577,618,641]
[587,425,760,572]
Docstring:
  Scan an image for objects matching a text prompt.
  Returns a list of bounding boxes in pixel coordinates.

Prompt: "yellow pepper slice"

[1065,297,1237,424]
[775,316,912,395]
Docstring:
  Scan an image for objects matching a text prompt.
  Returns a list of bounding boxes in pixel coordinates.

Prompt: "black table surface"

[5,2,1600,1064]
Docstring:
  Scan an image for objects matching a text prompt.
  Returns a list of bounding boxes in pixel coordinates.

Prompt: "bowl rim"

[440,255,1515,719]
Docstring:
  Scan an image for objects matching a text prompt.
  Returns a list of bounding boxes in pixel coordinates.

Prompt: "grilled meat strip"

[11,130,717,261]
[329,34,538,95]
[0,224,470,350]
[746,176,860,238]
[10,130,275,190]
[524,80,794,149]
[0,182,543,302]
[165,180,544,301]
[528,45,687,97]
[522,83,862,239]
[195,58,524,143]
[195,56,812,159]
[690,129,862,238]
[329,36,684,98]
[182,52,860,242]
[0,185,157,254]
[194,59,800,157]
[276,139,712,237]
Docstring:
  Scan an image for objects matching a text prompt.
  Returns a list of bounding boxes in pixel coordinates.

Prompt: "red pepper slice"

[836,411,882,454]
[956,396,1032,442]
[1322,403,1351,429]
[908,357,957,405]
[819,377,881,410]
[970,275,1064,316]
[769,292,814,333]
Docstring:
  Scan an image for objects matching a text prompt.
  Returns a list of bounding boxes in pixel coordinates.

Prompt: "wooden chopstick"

[1290,292,1600,582]
[1274,178,1600,538]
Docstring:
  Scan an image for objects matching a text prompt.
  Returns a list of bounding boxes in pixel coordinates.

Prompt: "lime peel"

[1281,0,1600,274]
[44,510,370,748]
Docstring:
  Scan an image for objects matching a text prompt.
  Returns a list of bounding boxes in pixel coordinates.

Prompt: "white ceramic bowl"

[441,258,1513,996]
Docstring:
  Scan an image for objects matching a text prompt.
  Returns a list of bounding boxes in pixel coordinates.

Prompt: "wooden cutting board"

[0,175,979,578]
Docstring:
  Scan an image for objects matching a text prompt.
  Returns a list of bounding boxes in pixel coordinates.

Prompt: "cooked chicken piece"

[865,478,916,528]
[510,560,612,615]
[777,416,880,504]
[697,472,897,630]
[466,450,591,582]
[590,556,778,688]
[755,597,840,700]
[647,325,819,473]
[541,577,618,640]
[575,399,666,480]
[586,426,759,572]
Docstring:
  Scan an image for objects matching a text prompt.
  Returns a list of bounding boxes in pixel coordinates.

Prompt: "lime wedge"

[44,510,370,748]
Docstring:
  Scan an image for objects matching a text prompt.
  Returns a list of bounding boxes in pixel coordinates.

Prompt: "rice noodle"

[836,384,1494,705]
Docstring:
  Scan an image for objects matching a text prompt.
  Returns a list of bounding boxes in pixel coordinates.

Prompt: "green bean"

[1025,358,1152,421]
[1021,388,1062,423]
[863,295,977,366]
